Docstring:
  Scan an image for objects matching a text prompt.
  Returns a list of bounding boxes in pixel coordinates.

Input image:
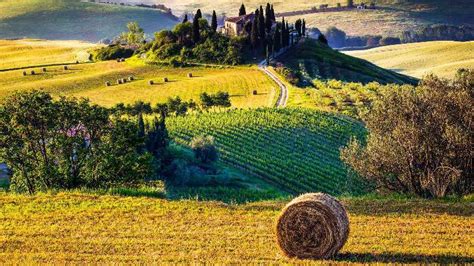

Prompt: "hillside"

[0,0,178,42]
[168,108,368,195]
[0,192,472,264]
[275,38,417,85]
[163,0,473,37]
[345,41,474,79]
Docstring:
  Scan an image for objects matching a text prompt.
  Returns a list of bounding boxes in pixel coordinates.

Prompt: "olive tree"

[341,70,473,198]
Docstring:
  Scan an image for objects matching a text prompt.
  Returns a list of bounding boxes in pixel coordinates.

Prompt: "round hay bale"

[63,66,68,70]
[276,193,349,260]
[116,58,121,63]
[22,71,27,76]
[105,81,111,87]
[121,78,127,84]
[163,77,168,82]
[42,67,47,72]
[187,73,193,78]
[117,79,122,85]
[30,70,35,75]
[76,60,79,64]
[149,80,154,85]
[253,90,258,95]
[128,76,134,81]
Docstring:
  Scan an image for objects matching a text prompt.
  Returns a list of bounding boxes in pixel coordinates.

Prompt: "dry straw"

[276,193,349,260]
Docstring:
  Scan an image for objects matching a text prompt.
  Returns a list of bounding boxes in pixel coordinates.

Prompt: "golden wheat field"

[0,40,277,108]
[0,192,472,264]
[345,41,474,79]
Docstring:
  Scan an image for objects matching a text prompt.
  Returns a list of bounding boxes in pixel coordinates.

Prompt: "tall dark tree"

[286,21,290,46]
[239,3,247,16]
[275,27,282,52]
[138,113,145,139]
[302,19,306,36]
[250,16,259,49]
[211,10,218,32]
[347,0,354,7]
[270,5,276,21]
[146,117,169,159]
[295,19,302,36]
[280,20,286,48]
[182,14,188,23]
[265,3,272,32]
[195,9,203,19]
[192,14,201,43]
[258,6,266,40]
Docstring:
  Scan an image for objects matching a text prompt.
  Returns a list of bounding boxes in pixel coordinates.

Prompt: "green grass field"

[0,192,472,264]
[276,38,417,85]
[167,108,367,195]
[345,41,474,79]
[0,0,177,42]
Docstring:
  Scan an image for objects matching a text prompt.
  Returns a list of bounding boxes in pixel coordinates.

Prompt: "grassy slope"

[277,38,417,85]
[0,40,277,108]
[0,39,98,70]
[345,41,474,79]
[0,192,472,264]
[167,108,367,195]
[0,0,177,42]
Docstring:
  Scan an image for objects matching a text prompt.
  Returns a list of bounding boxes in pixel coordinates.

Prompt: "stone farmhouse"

[221,14,256,36]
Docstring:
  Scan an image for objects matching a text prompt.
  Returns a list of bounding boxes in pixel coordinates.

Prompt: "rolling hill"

[0,0,178,42]
[275,38,417,85]
[345,41,474,79]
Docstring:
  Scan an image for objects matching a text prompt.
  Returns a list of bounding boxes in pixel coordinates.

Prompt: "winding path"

[258,60,288,108]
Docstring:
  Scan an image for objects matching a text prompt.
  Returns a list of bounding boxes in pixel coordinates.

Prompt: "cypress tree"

[280,20,286,48]
[138,113,145,139]
[258,6,265,40]
[273,27,280,52]
[286,22,290,46]
[211,10,218,32]
[195,9,202,19]
[295,19,302,36]
[239,4,246,16]
[265,3,272,32]
[270,5,276,21]
[182,14,188,23]
[192,14,200,43]
[250,17,259,49]
[302,19,306,36]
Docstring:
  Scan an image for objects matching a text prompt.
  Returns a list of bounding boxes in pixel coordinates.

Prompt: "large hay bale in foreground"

[276,193,349,259]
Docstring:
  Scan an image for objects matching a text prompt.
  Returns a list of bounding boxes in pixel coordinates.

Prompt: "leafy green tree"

[120,22,145,46]
[325,26,346,48]
[145,117,169,159]
[239,4,246,16]
[341,70,474,198]
[0,91,154,194]
[200,92,214,110]
[190,135,218,164]
[173,22,193,45]
[211,10,218,33]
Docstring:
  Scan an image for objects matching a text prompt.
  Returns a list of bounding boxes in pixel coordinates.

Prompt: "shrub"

[341,70,474,198]
[325,27,346,48]
[190,135,218,165]
[379,37,401,46]
[0,91,155,194]
[94,45,134,61]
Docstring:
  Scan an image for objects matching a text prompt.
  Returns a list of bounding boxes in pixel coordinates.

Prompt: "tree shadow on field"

[335,252,474,264]
[344,198,474,217]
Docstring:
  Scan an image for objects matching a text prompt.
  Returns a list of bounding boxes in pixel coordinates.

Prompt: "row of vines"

[167,108,368,195]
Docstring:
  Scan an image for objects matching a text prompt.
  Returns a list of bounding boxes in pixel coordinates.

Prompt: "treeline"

[0,90,233,194]
[324,24,474,49]
[94,3,307,65]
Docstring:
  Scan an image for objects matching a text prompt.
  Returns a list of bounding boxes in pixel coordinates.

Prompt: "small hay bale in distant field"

[253,90,258,95]
[120,58,125,62]
[149,80,154,85]
[187,73,193,78]
[121,78,127,84]
[116,58,121,63]
[76,60,79,64]
[63,66,68,70]
[42,68,47,72]
[163,77,168,82]
[128,76,134,81]
[105,81,111,87]
[22,71,27,76]
[30,70,35,75]
[276,193,349,260]
[117,79,122,85]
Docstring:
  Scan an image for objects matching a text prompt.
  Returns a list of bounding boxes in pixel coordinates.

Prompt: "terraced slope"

[345,41,474,79]
[167,108,367,195]
[0,0,178,42]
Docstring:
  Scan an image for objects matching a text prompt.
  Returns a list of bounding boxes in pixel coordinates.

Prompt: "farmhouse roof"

[225,14,255,24]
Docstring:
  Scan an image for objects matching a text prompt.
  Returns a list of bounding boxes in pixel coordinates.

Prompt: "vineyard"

[167,108,368,195]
